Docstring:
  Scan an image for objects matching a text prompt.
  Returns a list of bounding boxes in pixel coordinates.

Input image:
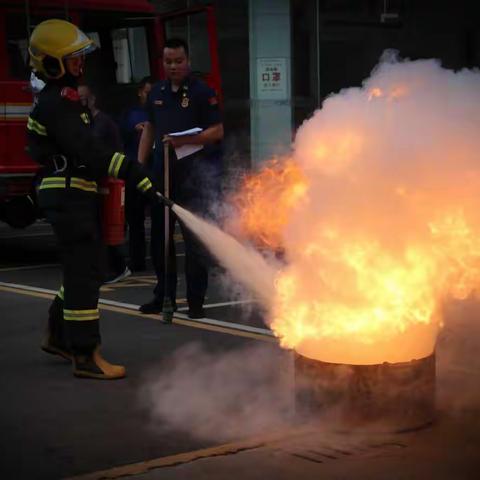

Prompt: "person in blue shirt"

[138,38,224,318]
[121,76,153,272]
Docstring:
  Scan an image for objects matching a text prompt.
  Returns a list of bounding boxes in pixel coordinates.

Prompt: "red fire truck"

[0,0,221,228]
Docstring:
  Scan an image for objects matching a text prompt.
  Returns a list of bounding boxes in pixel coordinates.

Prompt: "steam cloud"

[141,343,293,442]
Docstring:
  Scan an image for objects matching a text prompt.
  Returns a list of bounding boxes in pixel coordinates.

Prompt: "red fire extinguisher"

[99,177,125,245]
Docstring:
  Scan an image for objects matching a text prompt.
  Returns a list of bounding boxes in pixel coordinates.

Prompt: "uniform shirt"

[146,75,222,176]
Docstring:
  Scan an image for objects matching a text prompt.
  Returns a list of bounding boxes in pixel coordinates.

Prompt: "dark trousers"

[39,188,105,354]
[107,244,127,276]
[125,180,147,270]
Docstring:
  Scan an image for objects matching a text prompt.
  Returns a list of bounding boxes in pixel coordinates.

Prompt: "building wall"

[215,1,251,170]
[315,0,480,101]
[150,0,480,170]
[249,0,292,166]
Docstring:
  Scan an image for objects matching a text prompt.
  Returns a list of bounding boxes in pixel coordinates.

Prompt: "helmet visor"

[64,41,97,59]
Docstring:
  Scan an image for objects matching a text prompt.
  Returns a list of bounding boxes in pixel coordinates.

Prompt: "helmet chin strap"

[49,71,79,88]
[64,72,81,86]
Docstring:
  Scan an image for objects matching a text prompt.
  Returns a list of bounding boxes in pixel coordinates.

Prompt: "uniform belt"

[39,176,98,193]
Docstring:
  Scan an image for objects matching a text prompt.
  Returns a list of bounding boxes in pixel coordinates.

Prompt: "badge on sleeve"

[61,87,80,102]
[181,97,189,108]
[154,100,163,106]
[209,96,218,106]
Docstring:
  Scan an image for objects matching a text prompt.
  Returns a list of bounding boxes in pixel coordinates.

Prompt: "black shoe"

[140,299,178,314]
[188,307,205,319]
[139,299,163,314]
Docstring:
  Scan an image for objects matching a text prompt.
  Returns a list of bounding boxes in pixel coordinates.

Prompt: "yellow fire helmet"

[29,19,96,80]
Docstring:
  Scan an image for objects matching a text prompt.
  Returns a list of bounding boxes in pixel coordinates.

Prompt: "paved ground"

[1,220,480,479]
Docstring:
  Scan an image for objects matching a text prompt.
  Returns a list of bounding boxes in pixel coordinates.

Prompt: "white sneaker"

[105,267,132,284]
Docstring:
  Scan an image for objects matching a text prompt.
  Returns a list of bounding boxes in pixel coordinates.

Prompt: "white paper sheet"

[168,127,203,137]
[167,128,204,159]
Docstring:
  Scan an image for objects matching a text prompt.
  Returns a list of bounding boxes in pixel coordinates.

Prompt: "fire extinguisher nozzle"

[156,192,174,208]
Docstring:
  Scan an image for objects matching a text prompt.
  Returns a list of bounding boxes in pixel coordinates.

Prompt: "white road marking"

[177,299,254,311]
[173,312,274,337]
[0,282,56,295]
[0,281,274,338]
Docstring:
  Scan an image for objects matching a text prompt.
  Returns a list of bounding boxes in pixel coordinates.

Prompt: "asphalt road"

[2,220,480,480]
[0,220,281,479]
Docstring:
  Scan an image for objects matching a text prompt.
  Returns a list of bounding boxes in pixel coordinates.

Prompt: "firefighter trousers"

[39,186,105,354]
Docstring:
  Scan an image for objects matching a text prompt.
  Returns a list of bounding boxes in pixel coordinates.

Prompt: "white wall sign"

[257,57,288,100]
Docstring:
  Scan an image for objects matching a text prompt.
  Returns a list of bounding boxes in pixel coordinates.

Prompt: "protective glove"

[154,190,174,208]
[140,182,174,208]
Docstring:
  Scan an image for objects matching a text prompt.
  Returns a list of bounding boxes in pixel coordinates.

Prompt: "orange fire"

[227,158,308,250]
[232,156,480,364]
[229,60,480,365]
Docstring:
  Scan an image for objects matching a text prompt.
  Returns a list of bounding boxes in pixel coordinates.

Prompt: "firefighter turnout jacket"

[27,83,154,196]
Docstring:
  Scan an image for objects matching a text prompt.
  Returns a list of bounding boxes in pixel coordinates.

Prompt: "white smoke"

[290,51,480,256]
[141,343,294,442]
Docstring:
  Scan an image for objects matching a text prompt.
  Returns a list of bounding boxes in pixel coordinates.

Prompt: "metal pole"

[162,142,174,323]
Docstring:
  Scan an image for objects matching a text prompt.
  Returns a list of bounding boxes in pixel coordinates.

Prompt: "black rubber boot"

[41,334,72,362]
[41,296,71,361]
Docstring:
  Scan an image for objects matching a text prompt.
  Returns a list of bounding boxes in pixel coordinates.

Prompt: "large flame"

[230,55,480,365]
[227,159,308,250]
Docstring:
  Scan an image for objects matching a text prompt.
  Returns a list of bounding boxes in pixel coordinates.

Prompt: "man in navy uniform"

[138,38,224,318]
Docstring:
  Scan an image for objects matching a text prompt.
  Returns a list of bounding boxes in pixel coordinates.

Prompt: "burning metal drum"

[295,351,436,432]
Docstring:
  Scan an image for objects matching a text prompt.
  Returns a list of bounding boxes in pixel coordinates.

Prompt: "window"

[111,26,150,84]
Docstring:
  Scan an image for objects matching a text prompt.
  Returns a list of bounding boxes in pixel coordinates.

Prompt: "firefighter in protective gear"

[27,19,160,379]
